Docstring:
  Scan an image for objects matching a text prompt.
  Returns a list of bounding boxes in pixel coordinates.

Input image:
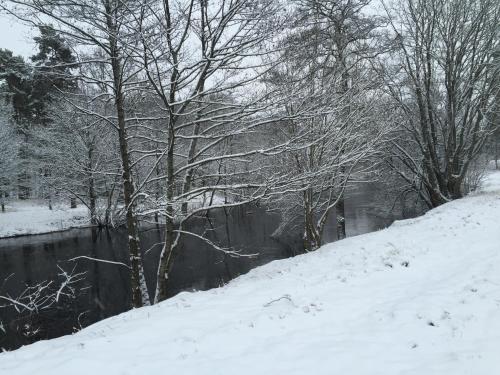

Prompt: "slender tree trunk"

[336,62,349,241]
[18,133,30,200]
[154,150,161,228]
[105,2,144,308]
[495,137,499,170]
[304,188,322,251]
[154,13,184,300]
[89,175,97,226]
[155,124,176,303]
[87,148,97,225]
[336,193,346,240]
[104,188,113,227]
[113,76,143,308]
[181,122,200,215]
[181,83,205,215]
[181,8,209,214]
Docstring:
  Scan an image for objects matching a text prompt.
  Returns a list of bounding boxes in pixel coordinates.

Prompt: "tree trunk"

[180,123,200,215]
[425,178,449,208]
[114,77,143,308]
[303,188,321,251]
[88,149,97,226]
[336,197,346,240]
[496,137,499,170]
[155,128,176,303]
[335,48,349,240]
[18,134,31,200]
[181,84,205,215]
[89,177,97,225]
[447,176,463,200]
[105,2,145,308]
[336,165,347,241]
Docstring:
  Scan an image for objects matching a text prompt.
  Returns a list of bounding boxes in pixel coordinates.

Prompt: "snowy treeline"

[0,0,498,306]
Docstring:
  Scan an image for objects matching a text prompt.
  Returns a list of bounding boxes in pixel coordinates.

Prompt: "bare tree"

[32,91,122,226]
[264,54,390,251]
[0,267,85,314]
[382,0,500,207]
[1,0,152,307]
[130,0,289,302]
[0,266,85,342]
[289,0,387,239]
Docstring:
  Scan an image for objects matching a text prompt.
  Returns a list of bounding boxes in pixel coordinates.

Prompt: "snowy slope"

[0,200,89,238]
[1,173,500,375]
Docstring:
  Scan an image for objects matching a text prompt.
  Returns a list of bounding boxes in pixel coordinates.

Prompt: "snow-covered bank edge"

[0,194,228,239]
[0,224,96,240]
[0,200,90,239]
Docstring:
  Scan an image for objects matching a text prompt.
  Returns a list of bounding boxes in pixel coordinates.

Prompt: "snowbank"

[1,172,500,375]
[0,200,89,238]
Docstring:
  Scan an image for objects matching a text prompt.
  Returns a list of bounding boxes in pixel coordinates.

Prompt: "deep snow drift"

[0,200,89,238]
[1,172,499,375]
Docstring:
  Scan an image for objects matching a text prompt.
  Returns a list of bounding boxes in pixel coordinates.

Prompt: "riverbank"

[0,200,89,238]
[1,171,500,374]
[0,194,230,239]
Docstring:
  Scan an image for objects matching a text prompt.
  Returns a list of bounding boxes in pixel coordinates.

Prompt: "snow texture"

[1,172,500,374]
[0,200,89,238]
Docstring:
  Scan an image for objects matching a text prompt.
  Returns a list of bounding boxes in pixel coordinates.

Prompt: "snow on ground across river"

[0,194,226,238]
[1,172,500,375]
[0,200,89,238]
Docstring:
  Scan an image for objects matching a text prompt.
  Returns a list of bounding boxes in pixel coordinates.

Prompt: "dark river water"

[0,184,420,350]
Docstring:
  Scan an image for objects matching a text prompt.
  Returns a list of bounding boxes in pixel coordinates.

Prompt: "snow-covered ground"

[0,194,229,238]
[1,172,500,375]
[0,200,89,238]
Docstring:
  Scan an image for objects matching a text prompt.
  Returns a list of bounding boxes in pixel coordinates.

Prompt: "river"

[0,183,421,350]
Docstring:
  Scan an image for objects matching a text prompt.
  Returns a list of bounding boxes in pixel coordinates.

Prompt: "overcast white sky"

[0,13,35,58]
[0,1,388,60]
